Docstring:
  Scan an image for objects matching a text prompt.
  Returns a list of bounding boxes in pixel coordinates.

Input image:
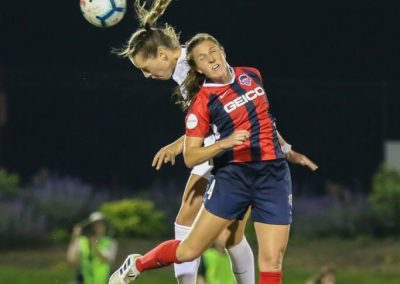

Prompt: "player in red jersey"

[109,33,309,284]
[117,1,256,283]
[114,1,317,284]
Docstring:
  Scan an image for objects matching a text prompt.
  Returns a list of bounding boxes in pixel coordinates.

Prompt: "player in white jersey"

[115,1,318,284]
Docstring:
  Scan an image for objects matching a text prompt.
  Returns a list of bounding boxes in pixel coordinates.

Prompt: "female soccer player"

[110,32,302,284]
[115,1,317,284]
[117,1,256,283]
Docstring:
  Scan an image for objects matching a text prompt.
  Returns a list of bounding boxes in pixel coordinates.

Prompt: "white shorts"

[191,161,213,180]
[190,135,215,180]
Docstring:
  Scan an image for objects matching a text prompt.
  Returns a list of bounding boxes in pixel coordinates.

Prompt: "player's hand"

[72,225,82,237]
[152,143,183,170]
[286,150,319,171]
[220,130,249,149]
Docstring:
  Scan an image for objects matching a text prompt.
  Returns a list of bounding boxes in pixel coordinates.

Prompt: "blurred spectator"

[67,212,118,284]
[197,239,236,284]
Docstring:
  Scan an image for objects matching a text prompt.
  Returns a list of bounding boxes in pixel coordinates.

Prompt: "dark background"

[0,0,399,193]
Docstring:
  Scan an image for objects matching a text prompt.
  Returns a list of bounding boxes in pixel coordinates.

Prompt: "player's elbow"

[183,156,196,168]
[183,151,196,168]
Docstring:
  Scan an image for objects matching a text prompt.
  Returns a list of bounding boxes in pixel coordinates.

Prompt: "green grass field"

[1,238,399,284]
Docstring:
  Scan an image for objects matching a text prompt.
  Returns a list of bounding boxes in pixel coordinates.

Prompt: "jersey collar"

[172,47,189,86]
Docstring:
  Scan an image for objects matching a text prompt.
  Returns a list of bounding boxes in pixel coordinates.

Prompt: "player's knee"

[220,224,245,249]
[259,258,283,272]
[222,232,245,249]
[175,211,196,227]
[176,244,202,262]
[183,248,202,262]
[258,251,285,272]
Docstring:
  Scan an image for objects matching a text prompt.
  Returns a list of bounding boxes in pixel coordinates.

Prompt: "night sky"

[0,0,399,191]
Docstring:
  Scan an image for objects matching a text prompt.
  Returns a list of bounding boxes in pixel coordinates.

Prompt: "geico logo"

[224,87,265,113]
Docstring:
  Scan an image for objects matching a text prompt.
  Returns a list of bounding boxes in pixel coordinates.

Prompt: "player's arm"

[277,131,318,171]
[152,135,185,170]
[66,225,82,265]
[183,130,249,168]
[183,95,251,168]
[255,66,318,171]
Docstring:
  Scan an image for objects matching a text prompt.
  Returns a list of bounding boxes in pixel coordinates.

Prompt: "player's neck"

[213,66,233,84]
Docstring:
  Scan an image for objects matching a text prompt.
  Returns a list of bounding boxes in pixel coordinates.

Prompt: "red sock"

[259,271,282,284]
[135,240,181,272]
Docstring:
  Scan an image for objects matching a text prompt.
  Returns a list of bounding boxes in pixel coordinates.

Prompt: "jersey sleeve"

[245,67,263,81]
[185,94,210,138]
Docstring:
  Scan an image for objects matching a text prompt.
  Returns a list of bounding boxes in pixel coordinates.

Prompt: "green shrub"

[100,198,166,238]
[370,165,400,232]
[0,168,19,197]
[49,228,70,243]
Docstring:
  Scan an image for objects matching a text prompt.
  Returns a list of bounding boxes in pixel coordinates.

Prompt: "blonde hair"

[174,33,222,110]
[117,0,180,59]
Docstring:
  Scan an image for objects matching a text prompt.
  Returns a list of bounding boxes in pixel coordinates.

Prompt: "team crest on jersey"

[239,74,252,86]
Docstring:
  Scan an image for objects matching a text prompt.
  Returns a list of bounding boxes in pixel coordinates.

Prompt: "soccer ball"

[80,0,127,28]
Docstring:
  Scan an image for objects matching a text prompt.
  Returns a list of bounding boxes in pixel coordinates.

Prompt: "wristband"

[281,143,292,154]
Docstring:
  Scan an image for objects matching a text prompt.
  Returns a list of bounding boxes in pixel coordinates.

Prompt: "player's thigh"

[253,222,290,271]
[177,206,232,261]
[176,174,209,226]
[220,206,251,248]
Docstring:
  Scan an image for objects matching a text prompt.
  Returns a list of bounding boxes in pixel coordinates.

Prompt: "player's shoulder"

[196,86,215,99]
[190,88,212,108]
[235,66,262,79]
[235,66,260,73]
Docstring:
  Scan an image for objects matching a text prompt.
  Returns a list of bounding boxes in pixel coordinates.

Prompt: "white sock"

[174,223,200,284]
[225,237,255,284]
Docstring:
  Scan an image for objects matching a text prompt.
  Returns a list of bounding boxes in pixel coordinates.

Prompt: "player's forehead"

[130,54,146,69]
[193,41,219,55]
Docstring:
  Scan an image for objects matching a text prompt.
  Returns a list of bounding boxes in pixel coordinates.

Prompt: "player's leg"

[202,163,256,284]
[176,173,209,226]
[109,163,253,284]
[176,206,233,261]
[251,159,293,284]
[174,172,209,284]
[137,206,232,269]
[177,176,255,284]
[222,208,255,284]
[109,206,233,284]
[254,223,290,284]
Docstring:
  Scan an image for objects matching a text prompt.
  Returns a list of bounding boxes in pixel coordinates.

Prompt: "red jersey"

[185,67,284,170]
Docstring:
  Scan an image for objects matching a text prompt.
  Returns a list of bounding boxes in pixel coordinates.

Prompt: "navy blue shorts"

[204,159,292,225]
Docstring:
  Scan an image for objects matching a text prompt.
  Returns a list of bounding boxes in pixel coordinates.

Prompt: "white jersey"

[172,47,190,91]
[172,47,214,178]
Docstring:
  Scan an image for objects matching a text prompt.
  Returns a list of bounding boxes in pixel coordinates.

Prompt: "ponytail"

[135,0,172,28]
[116,0,179,59]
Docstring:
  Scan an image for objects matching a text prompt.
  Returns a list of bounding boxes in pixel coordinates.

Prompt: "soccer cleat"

[109,254,142,284]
